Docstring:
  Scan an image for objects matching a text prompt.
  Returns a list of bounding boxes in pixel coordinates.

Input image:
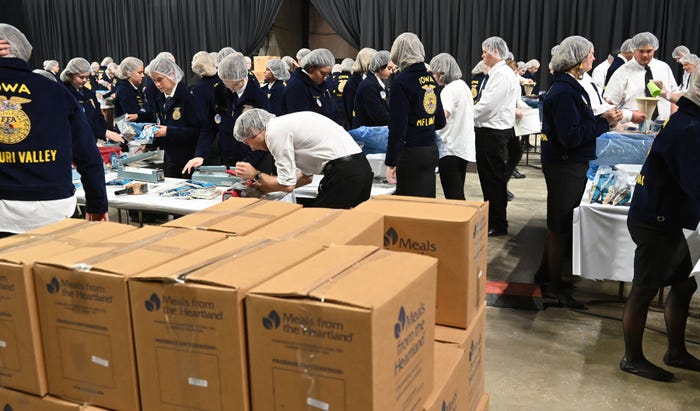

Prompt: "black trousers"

[505,135,523,181]
[475,127,512,232]
[314,153,373,209]
[396,144,439,198]
[438,155,468,200]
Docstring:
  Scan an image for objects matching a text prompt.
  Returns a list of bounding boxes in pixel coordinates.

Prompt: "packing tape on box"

[185,200,281,230]
[273,209,344,241]
[0,222,105,254]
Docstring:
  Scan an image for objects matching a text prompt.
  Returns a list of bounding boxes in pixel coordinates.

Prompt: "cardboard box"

[475,392,489,411]
[0,221,136,396]
[246,245,437,411]
[163,197,301,235]
[253,55,280,72]
[422,342,469,411]
[0,387,108,410]
[249,208,383,247]
[355,195,488,328]
[32,226,227,410]
[434,303,487,411]
[128,236,324,411]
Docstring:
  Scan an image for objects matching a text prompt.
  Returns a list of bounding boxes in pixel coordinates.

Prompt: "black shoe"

[620,357,674,382]
[511,169,526,179]
[507,190,514,201]
[663,352,700,371]
[488,228,507,237]
[534,271,548,286]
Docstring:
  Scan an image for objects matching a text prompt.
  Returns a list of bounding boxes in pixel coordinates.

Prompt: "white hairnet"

[106,62,118,74]
[233,108,276,142]
[526,59,540,69]
[482,36,509,60]
[632,32,659,50]
[217,47,237,65]
[550,45,560,56]
[116,57,144,80]
[517,61,527,70]
[369,50,391,72]
[209,52,219,64]
[341,58,354,72]
[296,48,311,62]
[390,33,425,70]
[191,51,217,77]
[156,51,175,62]
[60,57,90,83]
[680,54,699,66]
[471,60,487,75]
[550,35,593,72]
[32,69,56,82]
[684,70,700,107]
[352,48,377,73]
[267,59,290,81]
[429,53,462,84]
[146,56,184,83]
[282,56,299,72]
[332,64,341,73]
[43,60,59,70]
[506,52,514,60]
[100,56,113,66]
[673,45,690,59]
[619,39,634,53]
[218,54,248,81]
[0,24,32,62]
[301,48,335,68]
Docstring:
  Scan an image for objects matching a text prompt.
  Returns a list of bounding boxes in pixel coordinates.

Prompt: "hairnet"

[100,56,113,66]
[684,70,700,107]
[471,60,487,75]
[145,56,184,83]
[106,62,118,74]
[429,53,462,84]
[60,57,91,83]
[550,35,593,72]
[116,57,144,80]
[341,58,354,72]
[218,54,248,81]
[632,32,659,50]
[267,59,290,81]
[32,69,56,82]
[482,37,509,60]
[619,39,634,53]
[680,54,699,66]
[505,52,514,60]
[0,24,32,62]
[209,52,219,64]
[390,33,425,70]
[217,47,237,65]
[43,60,59,70]
[352,48,377,73]
[526,59,540,69]
[282,56,299,72]
[369,50,391,72]
[156,51,175,62]
[301,48,335,68]
[191,51,217,77]
[233,108,276,142]
[672,45,690,59]
[296,48,311,62]
[517,61,527,70]
[332,64,341,73]
[550,45,560,56]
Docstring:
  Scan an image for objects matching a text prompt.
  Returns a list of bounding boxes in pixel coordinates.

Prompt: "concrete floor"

[451,154,700,410]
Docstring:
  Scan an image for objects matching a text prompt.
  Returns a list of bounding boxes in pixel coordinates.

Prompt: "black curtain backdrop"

[311,0,700,89]
[16,0,282,80]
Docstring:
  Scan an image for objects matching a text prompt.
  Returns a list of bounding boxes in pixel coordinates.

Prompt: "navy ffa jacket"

[330,71,350,128]
[282,68,334,119]
[63,83,108,141]
[189,74,220,157]
[352,74,389,128]
[541,72,609,164]
[202,79,270,167]
[150,82,204,165]
[605,56,625,86]
[342,72,363,126]
[114,79,154,122]
[0,58,107,213]
[385,62,446,167]
[99,72,117,99]
[629,96,700,230]
[262,80,285,116]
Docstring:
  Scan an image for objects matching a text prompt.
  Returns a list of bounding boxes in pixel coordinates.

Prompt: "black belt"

[323,152,364,172]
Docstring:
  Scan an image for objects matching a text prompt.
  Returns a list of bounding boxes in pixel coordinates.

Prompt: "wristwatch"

[252,172,262,184]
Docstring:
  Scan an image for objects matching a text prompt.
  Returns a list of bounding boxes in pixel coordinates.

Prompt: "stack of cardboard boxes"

[252,55,281,84]
[0,195,488,410]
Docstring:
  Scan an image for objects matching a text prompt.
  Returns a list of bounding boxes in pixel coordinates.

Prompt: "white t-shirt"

[436,79,476,162]
[264,111,362,186]
[473,60,519,129]
[591,60,611,90]
[0,197,76,234]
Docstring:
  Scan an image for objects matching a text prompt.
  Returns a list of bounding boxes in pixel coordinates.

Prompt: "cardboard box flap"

[34,226,225,276]
[251,245,379,297]
[163,197,301,234]
[357,195,485,222]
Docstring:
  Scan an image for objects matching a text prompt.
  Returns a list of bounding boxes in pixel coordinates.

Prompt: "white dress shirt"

[580,72,614,116]
[591,60,611,90]
[437,79,476,162]
[473,60,519,129]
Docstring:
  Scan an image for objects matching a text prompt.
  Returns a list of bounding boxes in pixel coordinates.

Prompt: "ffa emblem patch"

[0,96,32,144]
[214,114,222,124]
[172,107,182,120]
[422,85,437,115]
[338,79,347,93]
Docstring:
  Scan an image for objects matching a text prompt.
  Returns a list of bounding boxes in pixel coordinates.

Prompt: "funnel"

[523,82,535,96]
[635,96,659,133]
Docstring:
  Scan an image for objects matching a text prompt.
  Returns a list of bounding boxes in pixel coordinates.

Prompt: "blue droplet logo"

[394,306,406,339]
[384,227,399,247]
[46,277,60,294]
[145,293,161,312]
[262,310,281,330]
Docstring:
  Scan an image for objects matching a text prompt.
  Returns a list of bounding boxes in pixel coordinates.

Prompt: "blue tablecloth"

[587,131,654,179]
